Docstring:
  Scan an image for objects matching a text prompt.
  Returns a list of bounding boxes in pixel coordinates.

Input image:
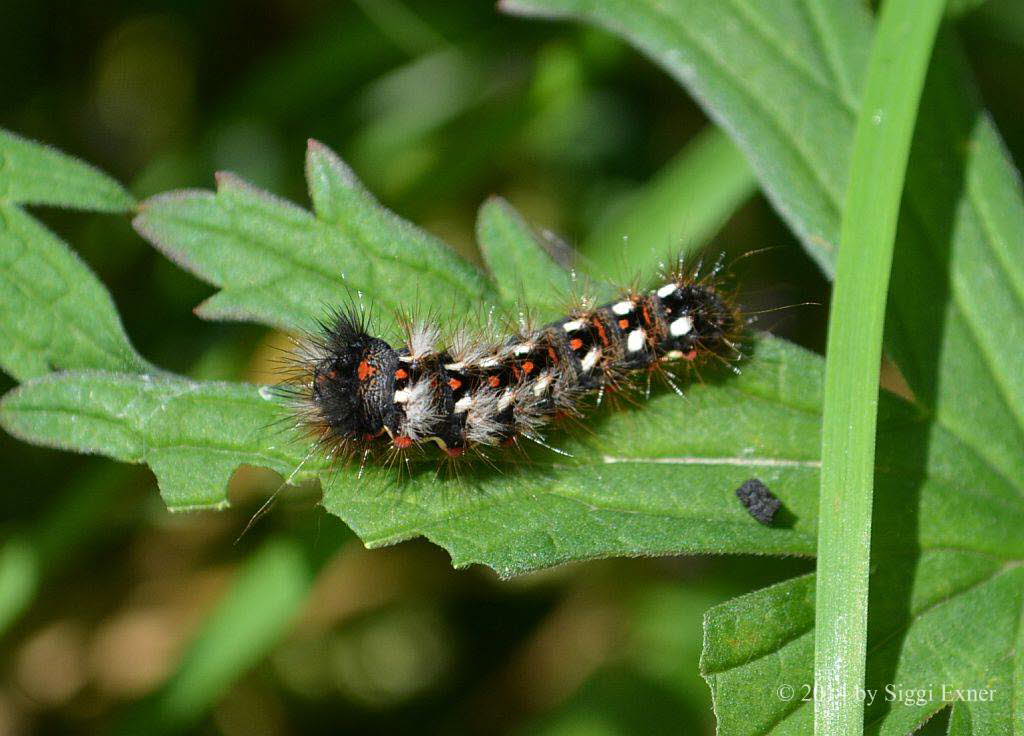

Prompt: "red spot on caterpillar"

[448,377,462,390]
[487,375,501,388]
[683,349,699,361]
[393,435,414,449]
[522,360,535,374]
[569,338,584,350]
[593,318,610,346]
[395,368,408,380]
[617,318,630,329]
[547,346,559,363]
[357,360,376,381]
[445,447,465,458]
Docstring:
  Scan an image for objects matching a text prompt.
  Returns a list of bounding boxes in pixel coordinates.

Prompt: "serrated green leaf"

[0,201,151,381]
[0,128,135,212]
[0,336,824,577]
[133,139,497,335]
[0,371,306,510]
[476,195,576,321]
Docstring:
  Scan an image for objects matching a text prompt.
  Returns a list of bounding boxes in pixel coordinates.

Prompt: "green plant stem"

[814,1,946,735]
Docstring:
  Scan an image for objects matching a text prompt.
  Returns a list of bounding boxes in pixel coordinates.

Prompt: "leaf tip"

[214,170,245,191]
[304,138,362,192]
[306,138,329,156]
[479,194,513,215]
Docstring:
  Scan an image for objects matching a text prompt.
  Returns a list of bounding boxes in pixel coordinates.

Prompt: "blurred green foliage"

[1,0,1021,734]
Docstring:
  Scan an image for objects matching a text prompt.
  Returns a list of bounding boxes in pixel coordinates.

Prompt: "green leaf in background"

[582,125,757,279]
[134,139,496,335]
[476,195,576,321]
[0,129,136,212]
[0,202,152,381]
[888,43,1024,489]
[502,0,869,277]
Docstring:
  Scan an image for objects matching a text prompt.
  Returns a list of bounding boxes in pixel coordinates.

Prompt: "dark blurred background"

[1,1,1021,734]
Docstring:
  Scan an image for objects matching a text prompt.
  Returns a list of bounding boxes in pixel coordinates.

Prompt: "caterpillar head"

[686,285,740,356]
[310,311,398,440]
[658,282,741,360]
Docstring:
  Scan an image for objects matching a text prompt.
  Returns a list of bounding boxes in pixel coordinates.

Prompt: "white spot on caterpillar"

[444,361,465,371]
[454,395,472,413]
[664,350,684,360]
[627,329,645,352]
[394,389,411,403]
[611,300,633,315]
[513,343,532,356]
[532,373,553,395]
[670,316,693,337]
[399,355,414,363]
[479,357,500,368]
[581,348,600,372]
[562,319,585,332]
[657,283,678,298]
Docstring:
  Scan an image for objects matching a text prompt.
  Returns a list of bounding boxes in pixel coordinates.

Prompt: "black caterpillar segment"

[283,271,741,461]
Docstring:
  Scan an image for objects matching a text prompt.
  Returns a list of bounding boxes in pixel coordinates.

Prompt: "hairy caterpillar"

[278,258,743,469]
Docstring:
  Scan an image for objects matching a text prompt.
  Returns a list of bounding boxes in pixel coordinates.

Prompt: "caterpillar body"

[282,263,742,464]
